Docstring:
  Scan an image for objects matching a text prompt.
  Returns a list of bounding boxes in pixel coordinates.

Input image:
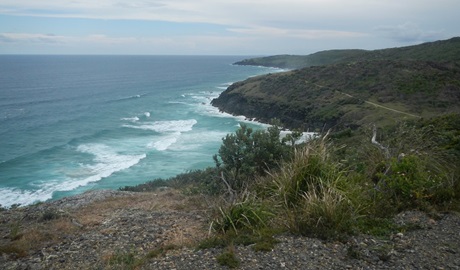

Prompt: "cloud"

[228,26,367,39]
[1,1,459,54]
[375,22,445,43]
[0,33,69,44]
[0,32,137,45]
[0,31,258,54]
[0,1,415,26]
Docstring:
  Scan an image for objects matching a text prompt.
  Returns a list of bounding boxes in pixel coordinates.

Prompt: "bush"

[120,167,223,195]
[215,123,297,192]
[377,154,454,211]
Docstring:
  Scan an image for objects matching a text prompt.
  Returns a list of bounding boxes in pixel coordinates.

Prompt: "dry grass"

[164,223,205,247]
[1,189,210,262]
[74,189,206,227]
[0,221,73,258]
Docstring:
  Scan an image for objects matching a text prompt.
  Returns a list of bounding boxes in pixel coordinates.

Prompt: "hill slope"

[214,38,460,131]
[235,37,460,69]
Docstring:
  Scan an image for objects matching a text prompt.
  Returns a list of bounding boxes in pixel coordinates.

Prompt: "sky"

[0,0,459,55]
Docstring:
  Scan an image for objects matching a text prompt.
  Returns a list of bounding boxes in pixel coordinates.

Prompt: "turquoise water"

[0,55,279,207]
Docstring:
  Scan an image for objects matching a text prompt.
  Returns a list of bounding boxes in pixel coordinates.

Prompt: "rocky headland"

[2,37,460,269]
[213,37,460,131]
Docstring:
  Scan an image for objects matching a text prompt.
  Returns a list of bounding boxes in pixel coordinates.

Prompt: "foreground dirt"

[1,189,459,269]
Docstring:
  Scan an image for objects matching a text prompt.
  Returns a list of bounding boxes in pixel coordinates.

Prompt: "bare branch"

[220,171,235,203]
[372,124,390,159]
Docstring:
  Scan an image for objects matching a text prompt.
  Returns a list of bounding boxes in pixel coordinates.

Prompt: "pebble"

[0,191,459,269]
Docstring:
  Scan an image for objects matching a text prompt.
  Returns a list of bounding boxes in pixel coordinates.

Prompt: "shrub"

[215,123,296,192]
[120,167,223,195]
[377,154,454,210]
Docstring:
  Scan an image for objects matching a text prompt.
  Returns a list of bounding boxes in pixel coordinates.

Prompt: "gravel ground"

[1,190,459,269]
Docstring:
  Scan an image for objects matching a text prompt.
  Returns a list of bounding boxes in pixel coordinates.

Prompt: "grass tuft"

[212,194,273,234]
[216,244,240,269]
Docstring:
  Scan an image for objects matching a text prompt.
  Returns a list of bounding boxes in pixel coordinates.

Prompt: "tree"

[215,123,298,191]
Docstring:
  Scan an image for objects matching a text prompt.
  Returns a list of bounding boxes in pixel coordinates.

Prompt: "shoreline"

[0,68,279,209]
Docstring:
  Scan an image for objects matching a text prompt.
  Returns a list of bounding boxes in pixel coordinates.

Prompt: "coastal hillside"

[235,37,460,69]
[214,38,460,131]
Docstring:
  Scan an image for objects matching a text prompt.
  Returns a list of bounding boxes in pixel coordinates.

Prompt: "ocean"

[0,55,279,207]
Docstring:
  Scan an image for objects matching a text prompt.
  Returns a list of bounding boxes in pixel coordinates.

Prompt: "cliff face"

[211,77,336,129]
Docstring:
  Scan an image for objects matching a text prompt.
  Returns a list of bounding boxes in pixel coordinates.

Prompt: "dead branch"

[220,171,235,203]
[372,124,390,159]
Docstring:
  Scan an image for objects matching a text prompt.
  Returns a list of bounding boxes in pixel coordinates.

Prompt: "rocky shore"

[1,189,459,269]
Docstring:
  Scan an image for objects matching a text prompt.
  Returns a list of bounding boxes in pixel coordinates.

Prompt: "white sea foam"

[0,187,53,208]
[238,118,271,128]
[280,131,317,144]
[144,112,151,118]
[112,94,144,103]
[123,119,197,133]
[168,101,188,105]
[216,81,233,90]
[123,119,198,151]
[0,143,146,208]
[191,92,270,128]
[121,116,140,122]
[69,143,146,188]
[147,132,181,151]
[59,143,145,192]
[169,130,227,151]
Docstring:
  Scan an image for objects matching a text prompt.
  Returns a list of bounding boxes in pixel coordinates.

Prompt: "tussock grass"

[263,137,361,239]
[212,193,273,234]
[293,182,356,239]
[211,136,362,242]
[268,140,338,208]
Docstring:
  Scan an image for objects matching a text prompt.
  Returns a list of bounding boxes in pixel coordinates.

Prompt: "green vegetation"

[213,195,272,234]
[105,245,179,269]
[120,37,460,266]
[213,60,460,131]
[220,37,460,131]
[214,121,301,191]
[216,245,240,268]
[120,167,222,195]
[235,37,460,69]
[107,250,138,269]
[145,244,177,258]
[123,113,459,265]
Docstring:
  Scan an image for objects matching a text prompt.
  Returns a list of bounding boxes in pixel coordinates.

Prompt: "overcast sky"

[0,0,459,55]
